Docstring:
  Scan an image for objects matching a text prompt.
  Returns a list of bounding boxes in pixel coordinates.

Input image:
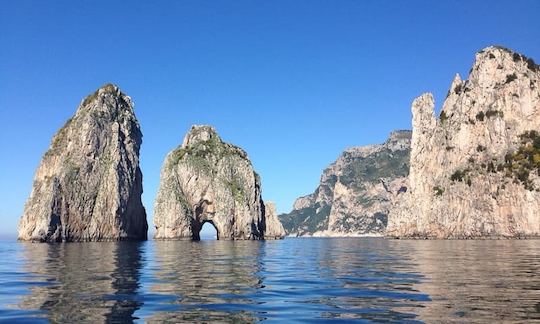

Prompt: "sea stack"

[264,202,286,239]
[387,46,540,238]
[153,125,285,240]
[279,130,411,236]
[18,84,148,242]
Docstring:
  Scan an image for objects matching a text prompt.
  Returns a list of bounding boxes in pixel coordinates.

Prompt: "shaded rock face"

[387,46,540,238]
[279,131,411,236]
[153,125,285,240]
[18,84,148,242]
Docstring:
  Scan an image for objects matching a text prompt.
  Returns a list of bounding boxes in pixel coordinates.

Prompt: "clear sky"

[1,0,539,239]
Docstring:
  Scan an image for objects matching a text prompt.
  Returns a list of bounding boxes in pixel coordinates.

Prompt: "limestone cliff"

[279,131,411,236]
[387,46,540,238]
[153,125,285,240]
[264,202,286,239]
[18,84,148,242]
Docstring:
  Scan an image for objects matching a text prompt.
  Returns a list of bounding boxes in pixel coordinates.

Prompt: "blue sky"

[1,0,539,239]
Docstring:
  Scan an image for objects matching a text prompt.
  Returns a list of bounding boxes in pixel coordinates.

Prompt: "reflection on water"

[148,241,264,322]
[146,240,427,322]
[407,240,540,322]
[13,242,144,322]
[0,238,538,322]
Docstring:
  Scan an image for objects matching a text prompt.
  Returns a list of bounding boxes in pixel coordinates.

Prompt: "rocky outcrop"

[18,84,148,242]
[263,202,286,239]
[387,46,540,238]
[279,131,411,236]
[153,125,285,240]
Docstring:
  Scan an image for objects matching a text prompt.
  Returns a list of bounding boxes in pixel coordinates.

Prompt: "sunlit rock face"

[387,46,540,238]
[263,202,286,239]
[279,131,411,237]
[153,125,285,240]
[18,84,148,242]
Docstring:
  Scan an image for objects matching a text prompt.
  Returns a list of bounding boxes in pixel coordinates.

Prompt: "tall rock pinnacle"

[18,84,148,242]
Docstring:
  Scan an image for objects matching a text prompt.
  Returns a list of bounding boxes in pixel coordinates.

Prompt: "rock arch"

[193,219,219,240]
[153,125,285,240]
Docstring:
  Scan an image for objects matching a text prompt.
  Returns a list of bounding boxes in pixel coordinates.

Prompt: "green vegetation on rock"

[225,178,246,202]
[500,130,540,190]
[450,168,472,186]
[279,131,412,236]
[168,133,248,174]
[505,73,518,84]
[475,111,485,121]
[440,111,448,123]
[450,131,540,191]
[81,83,116,107]
[44,117,73,158]
[433,186,444,196]
[485,109,504,118]
[279,203,331,234]
[475,109,503,122]
[339,149,409,188]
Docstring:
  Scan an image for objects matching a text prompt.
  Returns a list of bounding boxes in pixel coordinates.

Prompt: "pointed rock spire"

[18,84,148,242]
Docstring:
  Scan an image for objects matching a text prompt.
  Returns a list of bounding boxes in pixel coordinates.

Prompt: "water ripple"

[0,238,538,322]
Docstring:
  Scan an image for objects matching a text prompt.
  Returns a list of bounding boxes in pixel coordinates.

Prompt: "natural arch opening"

[196,220,219,240]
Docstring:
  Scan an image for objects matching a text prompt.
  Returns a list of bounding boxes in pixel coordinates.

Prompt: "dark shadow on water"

[17,241,145,322]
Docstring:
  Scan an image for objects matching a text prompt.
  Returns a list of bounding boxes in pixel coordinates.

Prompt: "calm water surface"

[0,238,539,323]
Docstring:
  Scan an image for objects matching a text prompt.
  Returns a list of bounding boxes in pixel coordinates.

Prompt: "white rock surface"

[264,202,286,239]
[387,46,540,238]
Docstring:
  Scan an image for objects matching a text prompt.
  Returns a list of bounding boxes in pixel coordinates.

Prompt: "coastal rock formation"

[387,46,540,238]
[279,131,411,236]
[263,202,286,239]
[153,125,285,240]
[18,84,148,242]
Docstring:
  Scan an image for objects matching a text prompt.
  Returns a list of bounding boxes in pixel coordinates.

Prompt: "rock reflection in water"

[3,238,539,322]
[407,240,540,322]
[148,239,429,322]
[17,242,144,322]
[149,240,263,322]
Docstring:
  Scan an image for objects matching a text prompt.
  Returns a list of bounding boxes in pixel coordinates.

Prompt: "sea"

[0,238,538,323]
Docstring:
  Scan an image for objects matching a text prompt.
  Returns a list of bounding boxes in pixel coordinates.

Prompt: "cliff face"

[279,131,411,236]
[18,84,148,242]
[153,125,285,240]
[387,46,540,238]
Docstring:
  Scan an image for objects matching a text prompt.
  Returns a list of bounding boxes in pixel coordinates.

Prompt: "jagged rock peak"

[182,125,218,147]
[475,46,539,71]
[178,125,249,160]
[384,130,412,151]
[18,84,148,242]
[387,46,540,239]
[411,93,436,129]
[342,130,412,157]
[388,129,413,141]
[465,46,539,89]
[154,125,284,240]
[78,83,133,112]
